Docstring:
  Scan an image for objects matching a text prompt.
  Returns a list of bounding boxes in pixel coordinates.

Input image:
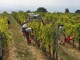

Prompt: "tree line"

[0,7,80,14]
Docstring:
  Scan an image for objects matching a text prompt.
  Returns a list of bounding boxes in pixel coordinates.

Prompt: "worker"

[22,22,28,36]
[25,28,33,45]
[7,19,11,29]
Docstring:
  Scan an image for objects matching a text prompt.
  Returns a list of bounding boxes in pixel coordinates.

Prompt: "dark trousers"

[26,32,31,44]
[26,32,29,40]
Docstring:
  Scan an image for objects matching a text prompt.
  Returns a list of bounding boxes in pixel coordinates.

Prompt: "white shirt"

[26,28,32,32]
[22,23,27,28]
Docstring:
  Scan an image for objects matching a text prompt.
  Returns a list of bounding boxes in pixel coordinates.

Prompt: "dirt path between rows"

[27,44,47,60]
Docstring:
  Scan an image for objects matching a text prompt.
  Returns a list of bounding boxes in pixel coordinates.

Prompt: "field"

[0,12,80,60]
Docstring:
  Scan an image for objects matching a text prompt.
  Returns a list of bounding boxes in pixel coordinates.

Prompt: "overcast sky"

[0,0,80,13]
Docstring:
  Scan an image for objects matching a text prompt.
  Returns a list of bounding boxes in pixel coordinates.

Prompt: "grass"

[59,45,80,60]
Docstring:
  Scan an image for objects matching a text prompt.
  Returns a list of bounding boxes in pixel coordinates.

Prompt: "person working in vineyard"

[25,28,33,45]
[22,22,28,36]
[7,19,11,29]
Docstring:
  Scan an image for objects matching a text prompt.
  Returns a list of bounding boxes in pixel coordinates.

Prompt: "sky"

[0,0,80,13]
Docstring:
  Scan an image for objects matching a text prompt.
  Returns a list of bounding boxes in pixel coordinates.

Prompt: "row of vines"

[0,15,10,49]
[12,11,27,25]
[12,12,80,60]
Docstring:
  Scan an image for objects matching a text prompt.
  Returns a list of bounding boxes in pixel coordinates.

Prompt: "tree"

[2,11,8,15]
[36,7,47,12]
[65,8,69,13]
[75,10,80,13]
[26,10,31,13]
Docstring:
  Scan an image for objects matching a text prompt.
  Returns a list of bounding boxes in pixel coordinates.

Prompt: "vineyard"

[0,12,80,60]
